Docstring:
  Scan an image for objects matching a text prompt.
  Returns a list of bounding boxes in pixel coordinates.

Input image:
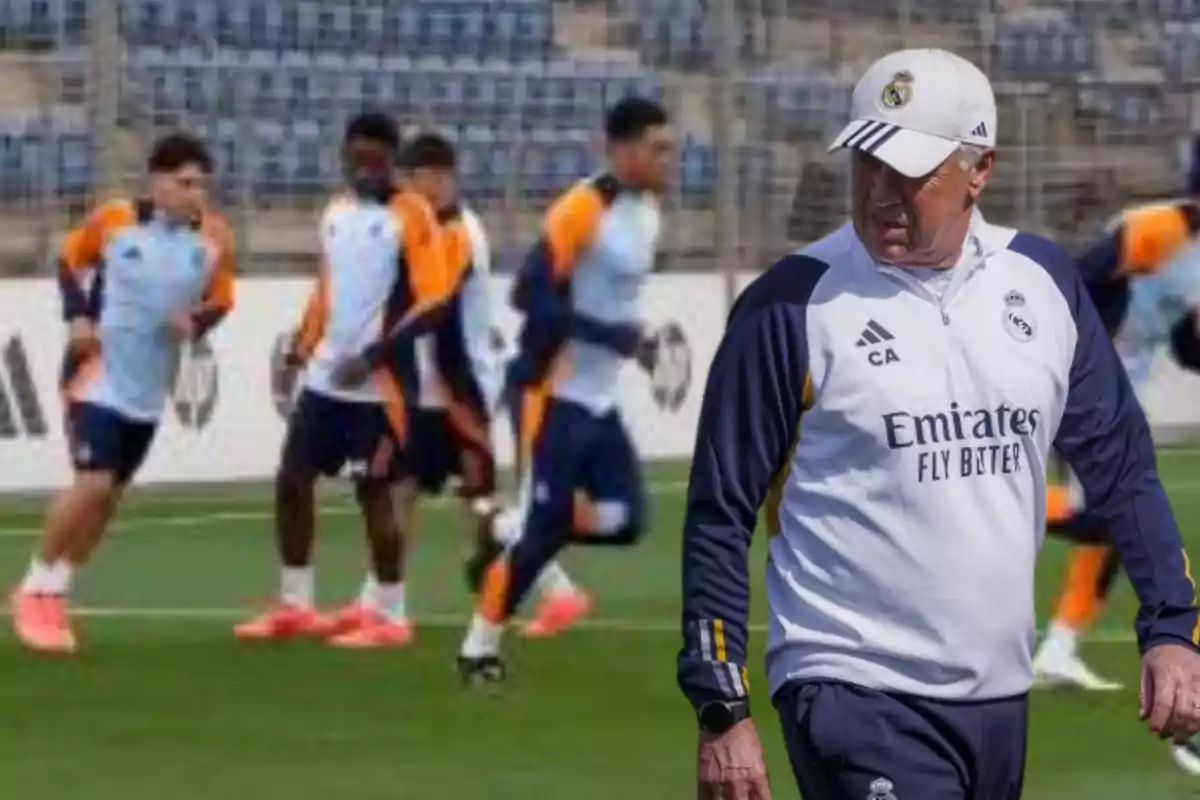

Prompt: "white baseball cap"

[829,49,997,178]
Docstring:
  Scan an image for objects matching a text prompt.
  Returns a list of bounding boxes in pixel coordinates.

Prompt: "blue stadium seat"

[1077,81,1167,129]
[252,119,286,196]
[744,68,849,140]
[1160,22,1200,82]
[1123,0,1200,22]
[679,136,716,199]
[993,15,1098,80]
[58,131,91,195]
[61,0,87,46]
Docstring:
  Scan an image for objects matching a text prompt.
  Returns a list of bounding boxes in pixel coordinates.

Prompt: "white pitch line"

[10,475,1200,539]
[0,480,692,539]
[4,606,1141,644]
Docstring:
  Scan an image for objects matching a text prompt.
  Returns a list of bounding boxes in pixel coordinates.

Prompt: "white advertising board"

[3,270,1194,492]
[0,274,734,491]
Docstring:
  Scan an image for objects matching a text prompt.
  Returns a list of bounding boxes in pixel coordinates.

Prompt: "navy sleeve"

[677,255,825,711]
[513,241,641,357]
[1012,233,1200,654]
[57,260,92,321]
[1076,230,1122,288]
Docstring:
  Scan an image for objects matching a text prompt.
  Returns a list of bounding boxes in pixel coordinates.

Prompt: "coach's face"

[852,147,995,267]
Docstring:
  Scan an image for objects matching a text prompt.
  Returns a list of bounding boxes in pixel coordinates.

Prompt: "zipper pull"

[941,308,950,325]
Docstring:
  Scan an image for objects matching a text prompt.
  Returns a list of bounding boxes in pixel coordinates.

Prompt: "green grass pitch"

[3,454,1200,798]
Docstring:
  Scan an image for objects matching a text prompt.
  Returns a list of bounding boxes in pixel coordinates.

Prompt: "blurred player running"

[11,133,235,653]
[234,112,452,649]
[1035,168,1200,691]
[457,97,673,684]
[342,132,585,634]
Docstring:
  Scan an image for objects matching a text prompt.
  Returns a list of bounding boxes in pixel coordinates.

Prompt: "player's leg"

[458,397,588,682]
[465,385,580,600]
[234,390,337,640]
[521,410,643,637]
[12,402,154,653]
[1034,465,1123,690]
[341,408,445,630]
[328,404,414,648]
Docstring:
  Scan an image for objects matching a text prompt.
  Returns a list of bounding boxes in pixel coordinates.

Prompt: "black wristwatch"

[697,699,751,734]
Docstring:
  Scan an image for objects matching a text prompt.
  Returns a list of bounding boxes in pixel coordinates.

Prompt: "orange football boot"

[326,610,414,649]
[520,589,593,638]
[233,604,335,640]
[10,591,77,654]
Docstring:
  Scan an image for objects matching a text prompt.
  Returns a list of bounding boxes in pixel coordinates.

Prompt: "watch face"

[700,702,735,733]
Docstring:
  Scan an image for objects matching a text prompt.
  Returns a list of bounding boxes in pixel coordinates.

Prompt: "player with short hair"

[343,131,585,634]
[233,112,453,649]
[1036,175,1200,691]
[457,96,674,683]
[11,132,235,654]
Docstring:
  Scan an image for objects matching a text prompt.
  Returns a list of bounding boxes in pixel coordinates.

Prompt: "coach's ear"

[965,148,995,202]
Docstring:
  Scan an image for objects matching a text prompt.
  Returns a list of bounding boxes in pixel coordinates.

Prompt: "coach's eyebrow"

[677,255,825,708]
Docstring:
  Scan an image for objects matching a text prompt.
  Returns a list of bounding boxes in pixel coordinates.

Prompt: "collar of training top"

[135,197,202,230]
[437,203,462,224]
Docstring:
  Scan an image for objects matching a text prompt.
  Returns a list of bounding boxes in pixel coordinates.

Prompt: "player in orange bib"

[234,113,454,648]
[1036,180,1200,690]
[11,133,235,653]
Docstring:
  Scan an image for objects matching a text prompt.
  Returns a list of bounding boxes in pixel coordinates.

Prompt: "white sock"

[48,561,74,595]
[358,572,379,609]
[493,507,522,547]
[1041,620,1079,658]
[281,566,314,609]
[460,613,504,658]
[535,561,576,597]
[20,557,56,594]
[377,582,407,622]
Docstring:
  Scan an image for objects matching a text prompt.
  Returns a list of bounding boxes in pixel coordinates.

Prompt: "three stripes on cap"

[843,121,902,154]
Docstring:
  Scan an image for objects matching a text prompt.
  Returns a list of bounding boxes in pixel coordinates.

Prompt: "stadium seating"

[0,0,1194,270]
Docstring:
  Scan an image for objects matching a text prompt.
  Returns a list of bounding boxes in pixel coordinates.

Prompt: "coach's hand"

[1141,643,1200,744]
[697,719,772,800]
[331,355,371,389]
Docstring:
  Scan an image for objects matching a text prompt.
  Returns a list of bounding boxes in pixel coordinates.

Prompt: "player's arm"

[190,217,237,338]
[459,211,503,410]
[1081,204,1200,286]
[1039,235,1200,653]
[57,199,133,322]
[361,196,455,368]
[284,258,329,369]
[677,256,817,712]
[512,184,642,357]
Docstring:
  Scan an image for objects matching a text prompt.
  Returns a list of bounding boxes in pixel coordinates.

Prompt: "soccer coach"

[679,48,1200,799]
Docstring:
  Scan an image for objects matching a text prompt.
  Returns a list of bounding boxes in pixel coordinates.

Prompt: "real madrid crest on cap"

[880,70,913,110]
[1002,290,1036,343]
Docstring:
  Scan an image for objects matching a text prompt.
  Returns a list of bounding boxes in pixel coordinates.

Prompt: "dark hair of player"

[401,133,457,171]
[344,111,401,154]
[604,97,669,143]
[147,133,213,174]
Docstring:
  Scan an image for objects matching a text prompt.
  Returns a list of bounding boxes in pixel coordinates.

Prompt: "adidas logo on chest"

[855,319,899,366]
